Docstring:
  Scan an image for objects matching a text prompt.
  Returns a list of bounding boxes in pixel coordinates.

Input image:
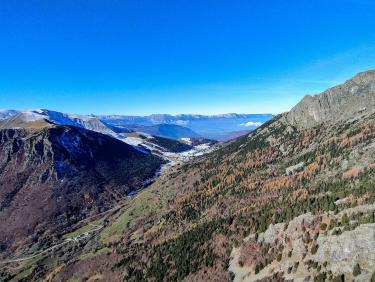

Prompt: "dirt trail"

[0,224,104,265]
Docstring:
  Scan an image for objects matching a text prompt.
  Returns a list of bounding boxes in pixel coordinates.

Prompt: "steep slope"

[0,111,46,129]
[0,110,208,160]
[96,70,375,281]
[0,122,164,253]
[124,113,372,281]
[99,72,375,282]
[42,109,124,134]
[0,110,19,120]
[287,70,375,128]
[3,70,375,282]
[0,109,128,136]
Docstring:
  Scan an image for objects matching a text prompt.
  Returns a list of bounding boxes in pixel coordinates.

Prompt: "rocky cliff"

[286,70,375,128]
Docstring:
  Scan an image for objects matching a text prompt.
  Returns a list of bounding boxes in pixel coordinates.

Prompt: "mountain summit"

[287,70,375,128]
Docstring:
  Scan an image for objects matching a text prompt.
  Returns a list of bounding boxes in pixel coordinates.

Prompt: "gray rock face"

[314,223,375,280]
[286,70,375,128]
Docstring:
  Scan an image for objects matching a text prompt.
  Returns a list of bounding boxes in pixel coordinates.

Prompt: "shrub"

[342,214,349,225]
[277,253,282,262]
[332,274,345,282]
[254,264,260,274]
[293,262,299,272]
[311,244,319,254]
[371,272,375,282]
[314,272,327,282]
[353,263,361,276]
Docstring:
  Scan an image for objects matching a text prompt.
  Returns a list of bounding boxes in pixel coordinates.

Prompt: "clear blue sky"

[1,0,375,115]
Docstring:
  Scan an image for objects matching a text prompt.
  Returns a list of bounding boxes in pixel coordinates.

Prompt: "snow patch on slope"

[21,110,46,122]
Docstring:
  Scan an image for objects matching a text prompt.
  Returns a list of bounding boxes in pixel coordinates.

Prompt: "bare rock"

[286,70,375,128]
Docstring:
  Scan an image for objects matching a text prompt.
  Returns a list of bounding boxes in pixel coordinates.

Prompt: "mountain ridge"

[0,123,164,252]
[0,109,270,140]
[287,69,375,128]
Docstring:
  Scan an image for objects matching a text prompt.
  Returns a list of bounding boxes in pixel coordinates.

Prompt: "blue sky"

[1,0,375,115]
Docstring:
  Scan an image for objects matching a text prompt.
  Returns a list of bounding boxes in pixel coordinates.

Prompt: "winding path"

[0,223,103,265]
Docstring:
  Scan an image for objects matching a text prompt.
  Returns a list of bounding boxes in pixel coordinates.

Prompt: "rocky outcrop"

[286,70,375,128]
[230,205,375,282]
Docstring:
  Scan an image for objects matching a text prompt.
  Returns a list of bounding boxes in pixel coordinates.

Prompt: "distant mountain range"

[0,109,216,161]
[0,110,19,120]
[0,109,120,135]
[98,113,272,125]
[0,110,271,141]
[124,124,201,139]
[100,113,272,140]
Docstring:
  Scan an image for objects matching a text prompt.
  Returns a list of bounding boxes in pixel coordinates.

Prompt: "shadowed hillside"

[0,122,164,253]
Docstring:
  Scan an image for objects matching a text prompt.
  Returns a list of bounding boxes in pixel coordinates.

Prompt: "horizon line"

[0,108,277,117]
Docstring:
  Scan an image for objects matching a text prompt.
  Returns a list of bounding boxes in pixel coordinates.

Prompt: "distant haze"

[0,109,272,141]
[100,113,273,140]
